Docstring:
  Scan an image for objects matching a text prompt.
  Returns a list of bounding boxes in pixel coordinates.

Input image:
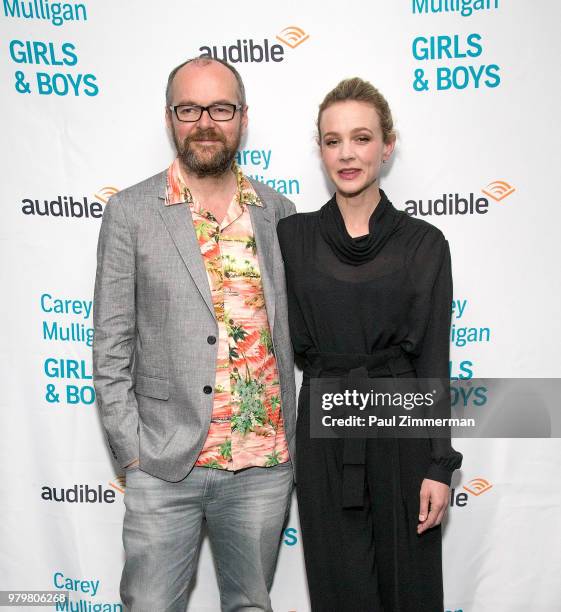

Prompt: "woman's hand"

[417,478,450,534]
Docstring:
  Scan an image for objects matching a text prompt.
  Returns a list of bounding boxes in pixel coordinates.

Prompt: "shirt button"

[203,385,213,395]
[207,335,217,345]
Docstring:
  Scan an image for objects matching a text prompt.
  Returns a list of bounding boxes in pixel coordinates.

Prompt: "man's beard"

[174,127,240,178]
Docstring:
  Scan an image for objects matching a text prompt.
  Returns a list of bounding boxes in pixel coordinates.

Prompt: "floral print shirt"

[165,158,290,470]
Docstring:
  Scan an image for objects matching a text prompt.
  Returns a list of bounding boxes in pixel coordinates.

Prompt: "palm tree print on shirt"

[164,158,290,471]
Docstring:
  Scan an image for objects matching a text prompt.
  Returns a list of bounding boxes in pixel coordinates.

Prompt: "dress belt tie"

[301,348,415,509]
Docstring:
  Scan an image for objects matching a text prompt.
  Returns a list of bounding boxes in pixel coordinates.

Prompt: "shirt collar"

[165,157,263,209]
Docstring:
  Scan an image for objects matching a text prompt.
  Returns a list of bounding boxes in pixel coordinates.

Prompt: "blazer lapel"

[249,202,276,332]
[155,171,277,325]
[158,195,215,319]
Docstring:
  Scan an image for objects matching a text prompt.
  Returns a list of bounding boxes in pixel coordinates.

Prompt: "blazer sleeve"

[409,231,463,485]
[92,195,139,468]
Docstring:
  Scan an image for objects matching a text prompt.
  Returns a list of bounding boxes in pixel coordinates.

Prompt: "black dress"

[277,190,463,612]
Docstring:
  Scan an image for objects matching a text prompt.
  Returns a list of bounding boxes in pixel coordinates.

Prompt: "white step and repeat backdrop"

[1,1,560,611]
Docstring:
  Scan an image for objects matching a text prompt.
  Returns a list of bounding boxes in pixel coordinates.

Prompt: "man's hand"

[417,478,450,534]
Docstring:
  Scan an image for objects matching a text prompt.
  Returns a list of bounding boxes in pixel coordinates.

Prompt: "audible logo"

[199,25,309,63]
[463,476,493,496]
[481,180,515,202]
[450,476,493,508]
[41,483,116,503]
[20,186,118,219]
[405,180,517,216]
[94,185,119,204]
[404,192,489,216]
[22,195,103,218]
[276,26,310,49]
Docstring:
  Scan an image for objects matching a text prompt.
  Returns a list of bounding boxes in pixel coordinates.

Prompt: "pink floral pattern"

[165,159,289,470]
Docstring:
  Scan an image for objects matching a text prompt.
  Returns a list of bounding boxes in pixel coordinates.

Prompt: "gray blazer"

[92,170,297,482]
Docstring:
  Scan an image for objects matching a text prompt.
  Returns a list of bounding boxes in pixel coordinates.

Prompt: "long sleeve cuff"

[425,448,463,486]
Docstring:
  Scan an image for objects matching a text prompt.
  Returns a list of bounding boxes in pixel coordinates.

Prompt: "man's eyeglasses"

[169,103,242,122]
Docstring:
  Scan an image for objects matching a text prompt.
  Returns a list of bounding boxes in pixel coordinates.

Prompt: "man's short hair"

[165,57,247,107]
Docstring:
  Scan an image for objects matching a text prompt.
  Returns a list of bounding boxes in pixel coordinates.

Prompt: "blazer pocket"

[134,374,169,400]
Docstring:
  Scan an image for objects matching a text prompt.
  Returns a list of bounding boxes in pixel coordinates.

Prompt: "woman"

[277,78,463,611]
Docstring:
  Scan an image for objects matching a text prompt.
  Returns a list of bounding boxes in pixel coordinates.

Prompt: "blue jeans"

[120,463,293,612]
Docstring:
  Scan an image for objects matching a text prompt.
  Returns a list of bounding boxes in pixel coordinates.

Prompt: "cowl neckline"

[318,189,402,265]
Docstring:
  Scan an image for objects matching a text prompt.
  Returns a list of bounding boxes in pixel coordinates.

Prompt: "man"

[93,57,296,612]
